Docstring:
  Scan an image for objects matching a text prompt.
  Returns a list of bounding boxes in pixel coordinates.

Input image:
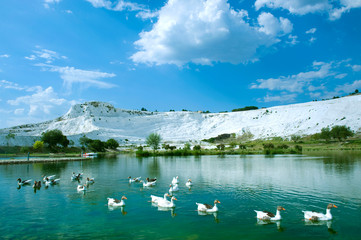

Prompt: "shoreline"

[0,157,88,165]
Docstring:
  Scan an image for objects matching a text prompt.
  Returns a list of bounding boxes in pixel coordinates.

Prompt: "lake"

[1,153,361,239]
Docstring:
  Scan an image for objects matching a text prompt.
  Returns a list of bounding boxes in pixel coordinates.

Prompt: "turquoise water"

[1,154,361,239]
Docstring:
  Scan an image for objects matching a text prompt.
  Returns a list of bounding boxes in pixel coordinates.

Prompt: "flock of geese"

[17,175,338,222]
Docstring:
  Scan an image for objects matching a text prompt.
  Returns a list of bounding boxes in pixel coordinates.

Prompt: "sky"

[1,0,361,128]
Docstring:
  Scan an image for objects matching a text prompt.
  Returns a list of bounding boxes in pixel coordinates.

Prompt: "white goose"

[45,178,60,186]
[77,184,87,192]
[86,177,95,185]
[108,196,127,207]
[17,178,32,186]
[185,179,193,187]
[128,176,141,183]
[42,175,56,182]
[196,200,220,213]
[158,196,177,208]
[169,184,179,193]
[303,204,338,221]
[140,180,156,187]
[151,193,170,204]
[171,176,179,185]
[254,206,285,221]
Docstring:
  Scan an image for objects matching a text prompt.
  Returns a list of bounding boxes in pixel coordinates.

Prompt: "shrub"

[146,133,162,152]
[330,125,354,141]
[193,145,201,151]
[41,129,69,149]
[33,141,44,152]
[106,138,119,150]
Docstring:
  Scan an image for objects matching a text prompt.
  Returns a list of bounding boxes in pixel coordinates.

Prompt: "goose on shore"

[303,204,337,221]
[196,200,220,213]
[254,206,285,221]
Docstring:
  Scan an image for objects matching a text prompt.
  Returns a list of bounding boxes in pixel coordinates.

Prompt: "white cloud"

[309,37,317,43]
[131,0,290,66]
[258,12,293,36]
[36,64,117,91]
[251,61,334,92]
[350,64,361,72]
[334,80,361,94]
[257,93,298,103]
[25,47,67,63]
[335,73,347,79]
[255,0,361,20]
[287,34,299,45]
[0,80,24,90]
[7,86,67,116]
[14,108,25,115]
[305,28,317,34]
[0,54,10,58]
[44,0,62,8]
[85,0,156,19]
[255,0,332,15]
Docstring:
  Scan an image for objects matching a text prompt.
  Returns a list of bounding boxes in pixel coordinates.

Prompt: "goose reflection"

[108,205,127,215]
[197,210,219,223]
[256,219,283,231]
[157,206,176,218]
[304,219,337,234]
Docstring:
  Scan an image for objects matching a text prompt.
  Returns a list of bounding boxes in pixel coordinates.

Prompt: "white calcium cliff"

[1,95,361,146]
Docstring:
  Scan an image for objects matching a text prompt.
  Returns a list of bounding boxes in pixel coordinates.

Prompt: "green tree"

[79,136,93,150]
[330,125,354,141]
[33,141,44,152]
[146,133,162,152]
[184,142,191,150]
[41,129,69,149]
[320,127,331,142]
[193,145,201,151]
[5,132,15,146]
[106,138,119,150]
[88,139,105,152]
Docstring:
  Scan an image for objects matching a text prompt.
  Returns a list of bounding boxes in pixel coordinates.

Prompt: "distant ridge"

[1,95,361,146]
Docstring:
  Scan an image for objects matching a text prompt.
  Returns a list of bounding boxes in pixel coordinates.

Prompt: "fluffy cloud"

[0,80,24,90]
[85,0,156,19]
[258,12,293,36]
[254,0,361,20]
[36,64,117,91]
[25,47,67,63]
[0,54,10,58]
[131,0,292,66]
[257,93,297,103]
[305,28,317,34]
[250,61,333,92]
[7,86,67,116]
[334,80,361,94]
[350,64,361,72]
[44,0,62,8]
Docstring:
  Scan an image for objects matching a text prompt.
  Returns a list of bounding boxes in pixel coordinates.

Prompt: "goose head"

[327,204,337,209]
[277,206,286,211]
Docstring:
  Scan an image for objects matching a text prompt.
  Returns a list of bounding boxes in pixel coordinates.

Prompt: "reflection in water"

[108,205,127,215]
[157,206,176,218]
[304,219,337,235]
[1,153,361,239]
[256,219,283,232]
[197,211,219,223]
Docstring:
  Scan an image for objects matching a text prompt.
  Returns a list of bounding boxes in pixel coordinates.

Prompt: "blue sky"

[1,0,361,128]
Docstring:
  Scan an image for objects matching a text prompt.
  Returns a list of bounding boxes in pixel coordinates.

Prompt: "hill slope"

[1,95,361,146]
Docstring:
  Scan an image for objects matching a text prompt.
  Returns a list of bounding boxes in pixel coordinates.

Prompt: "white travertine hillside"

[1,95,361,146]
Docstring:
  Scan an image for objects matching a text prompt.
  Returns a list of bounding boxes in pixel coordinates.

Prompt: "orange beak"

[282,208,286,210]
[333,205,338,208]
